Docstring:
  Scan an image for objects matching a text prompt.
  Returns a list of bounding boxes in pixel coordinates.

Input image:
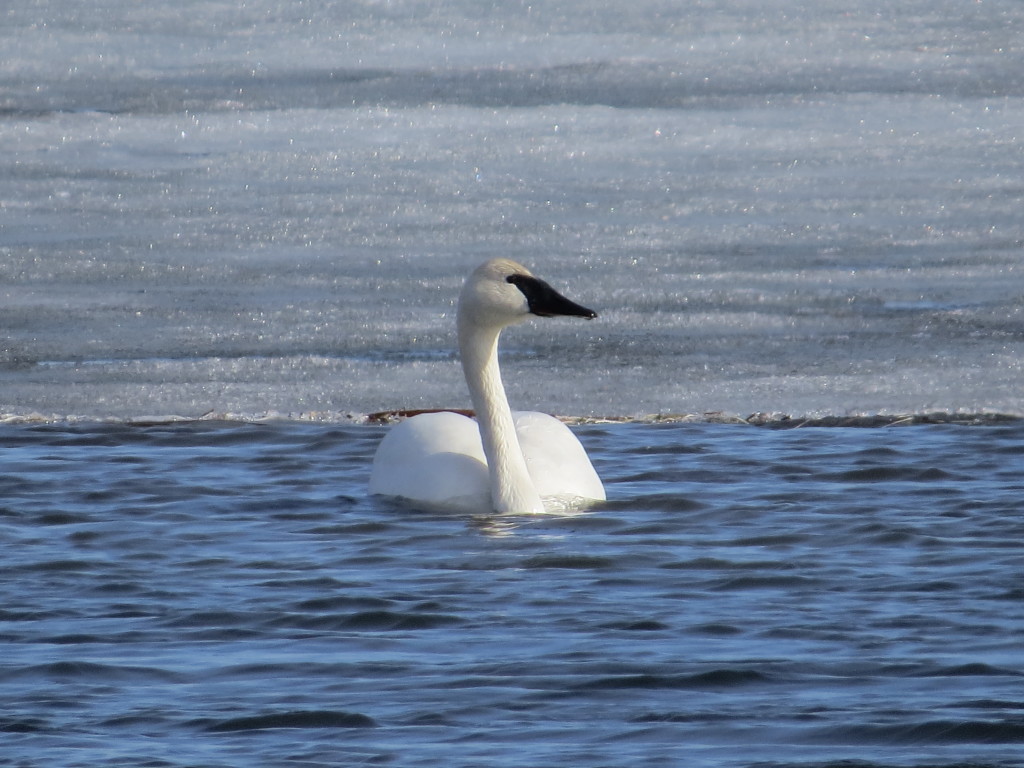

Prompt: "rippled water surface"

[2,420,1023,768]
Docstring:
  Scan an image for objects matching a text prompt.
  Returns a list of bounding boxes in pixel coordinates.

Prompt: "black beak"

[507,274,597,319]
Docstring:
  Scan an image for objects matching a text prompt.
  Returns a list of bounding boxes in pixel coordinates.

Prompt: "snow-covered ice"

[2,0,1022,421]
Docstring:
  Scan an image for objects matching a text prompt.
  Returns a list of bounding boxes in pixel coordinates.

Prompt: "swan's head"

[458,258,597,330]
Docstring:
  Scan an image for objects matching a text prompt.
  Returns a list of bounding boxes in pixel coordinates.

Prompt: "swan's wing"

[513,411,606,502]
[369,411,490,511]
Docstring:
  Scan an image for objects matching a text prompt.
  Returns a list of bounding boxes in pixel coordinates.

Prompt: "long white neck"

[458,319,544,515]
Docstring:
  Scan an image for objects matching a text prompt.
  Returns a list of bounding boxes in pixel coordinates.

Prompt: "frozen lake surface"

[2,0,1023,422]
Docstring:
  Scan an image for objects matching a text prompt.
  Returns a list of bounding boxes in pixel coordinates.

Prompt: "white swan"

[369,258,605,514]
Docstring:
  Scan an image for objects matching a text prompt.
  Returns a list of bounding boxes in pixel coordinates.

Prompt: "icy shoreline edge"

[2,410,1020,429]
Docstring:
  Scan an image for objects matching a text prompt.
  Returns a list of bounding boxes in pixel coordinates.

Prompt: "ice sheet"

[2,0,1022,421]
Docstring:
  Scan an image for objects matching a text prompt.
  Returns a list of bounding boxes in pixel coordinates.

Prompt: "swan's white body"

[369,259,605,514]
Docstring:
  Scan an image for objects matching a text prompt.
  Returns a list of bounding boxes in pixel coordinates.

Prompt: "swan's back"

[369,409,605,512]
[513,411,605,503]
[368,411,490,511]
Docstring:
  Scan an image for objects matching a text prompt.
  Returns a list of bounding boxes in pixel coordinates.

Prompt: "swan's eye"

[506,274,535,300]
[506,274,533,296]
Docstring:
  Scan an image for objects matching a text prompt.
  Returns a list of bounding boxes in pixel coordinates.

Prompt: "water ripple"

[1,420,1023,767]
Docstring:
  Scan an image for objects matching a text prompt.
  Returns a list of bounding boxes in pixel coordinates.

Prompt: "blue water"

[3,419,1023,767]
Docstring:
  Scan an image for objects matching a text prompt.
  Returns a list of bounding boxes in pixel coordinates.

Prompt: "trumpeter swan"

[369,258,605,514]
